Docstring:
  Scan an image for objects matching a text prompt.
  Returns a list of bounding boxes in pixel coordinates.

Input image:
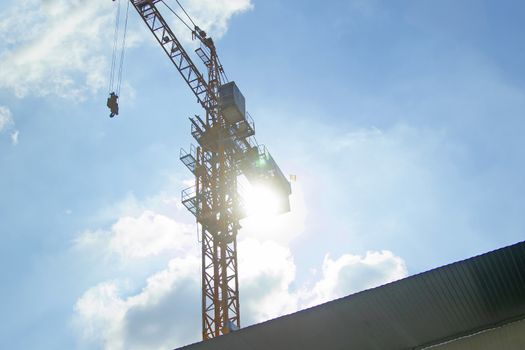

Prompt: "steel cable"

[116,0,130,96]
[109,0,121,93]
[175,0,196,28]
[161,0,193,32]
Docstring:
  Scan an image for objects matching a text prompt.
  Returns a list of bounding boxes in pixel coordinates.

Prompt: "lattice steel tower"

[128,0,291,340]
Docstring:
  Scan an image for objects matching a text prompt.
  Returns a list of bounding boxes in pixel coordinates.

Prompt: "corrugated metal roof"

[177,241,525,350]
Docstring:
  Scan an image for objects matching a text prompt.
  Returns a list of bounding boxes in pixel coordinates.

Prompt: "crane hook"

[107,92,119,118]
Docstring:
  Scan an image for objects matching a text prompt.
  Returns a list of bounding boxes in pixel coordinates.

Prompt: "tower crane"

[109,0,292,340]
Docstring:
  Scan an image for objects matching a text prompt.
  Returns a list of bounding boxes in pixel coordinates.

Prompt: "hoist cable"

[116,0,131,96]
[161,0,193,32]
[109,0,122,93]
[175,0,196,28]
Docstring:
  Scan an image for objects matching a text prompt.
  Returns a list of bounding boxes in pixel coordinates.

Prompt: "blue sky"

[1,0,524,349]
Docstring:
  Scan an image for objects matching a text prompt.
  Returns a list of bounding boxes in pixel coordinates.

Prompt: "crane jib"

[131,0,217,115]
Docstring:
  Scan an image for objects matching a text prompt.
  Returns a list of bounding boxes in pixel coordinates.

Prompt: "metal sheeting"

[177,241,525,350]
[424,318,525,350]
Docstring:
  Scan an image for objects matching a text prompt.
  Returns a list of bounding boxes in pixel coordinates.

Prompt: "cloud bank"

[0,0,115,98]
[73,182,407,349]
[76,210,194,261]
[75,256,201,350]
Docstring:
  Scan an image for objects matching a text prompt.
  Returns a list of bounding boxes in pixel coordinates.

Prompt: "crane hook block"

[107,92,119,118]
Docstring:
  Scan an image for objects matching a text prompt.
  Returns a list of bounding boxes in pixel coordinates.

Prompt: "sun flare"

[243,184,281,218]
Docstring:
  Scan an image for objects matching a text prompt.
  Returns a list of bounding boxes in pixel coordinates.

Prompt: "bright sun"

[242,183,281,218]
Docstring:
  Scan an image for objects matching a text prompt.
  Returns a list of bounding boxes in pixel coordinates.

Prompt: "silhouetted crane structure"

[119,0,291,340]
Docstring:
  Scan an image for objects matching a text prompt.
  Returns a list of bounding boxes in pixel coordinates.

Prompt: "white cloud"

[75,255,201,350]
[109,210,194,259]
[306,250,408,307]
[0,106,17,144]
[0,106,13,132]
[238,238,298,324]
[75,281,127,349]
[240,241,408,324]
[0,0,116,98]
[10,130,19,145]
[76,210,195,260]
[182,0,253,38]
[93,188,189,226]
[0,0,252,100]
[75,235,406,349]
[73,186,405,348]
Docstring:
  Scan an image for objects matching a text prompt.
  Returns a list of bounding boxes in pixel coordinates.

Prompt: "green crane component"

[118,0,291,340]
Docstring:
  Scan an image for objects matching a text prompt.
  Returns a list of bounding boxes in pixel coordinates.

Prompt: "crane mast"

[129,0,291,341]
[132,0,240,339]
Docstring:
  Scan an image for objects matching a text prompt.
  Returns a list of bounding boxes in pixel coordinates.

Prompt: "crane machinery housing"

[110,0,292,341]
